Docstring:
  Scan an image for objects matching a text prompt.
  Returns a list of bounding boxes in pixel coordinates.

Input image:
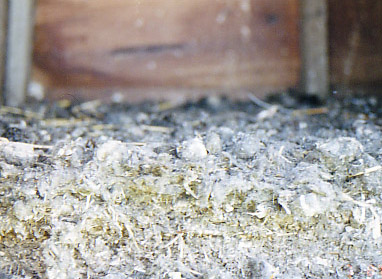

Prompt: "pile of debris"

[0,93,382,278]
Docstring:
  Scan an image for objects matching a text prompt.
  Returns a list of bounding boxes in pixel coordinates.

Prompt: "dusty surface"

[1,92,382,279]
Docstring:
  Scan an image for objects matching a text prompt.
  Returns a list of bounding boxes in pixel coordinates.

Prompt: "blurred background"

[1,0,381,105]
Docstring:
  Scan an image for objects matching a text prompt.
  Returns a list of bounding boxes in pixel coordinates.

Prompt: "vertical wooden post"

[0,1,8,105]
[4,0,35,106]
[300,0,329,97]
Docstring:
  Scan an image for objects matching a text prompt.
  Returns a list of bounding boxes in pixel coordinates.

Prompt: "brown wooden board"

[329,0,382,92]
[33,0,300,101]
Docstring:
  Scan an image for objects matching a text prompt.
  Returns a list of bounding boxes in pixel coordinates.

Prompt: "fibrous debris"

[1,93,382,279]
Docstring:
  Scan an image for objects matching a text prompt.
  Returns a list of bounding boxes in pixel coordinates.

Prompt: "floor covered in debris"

[1,92,382,279]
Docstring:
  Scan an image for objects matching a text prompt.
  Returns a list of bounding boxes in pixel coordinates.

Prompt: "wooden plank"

[0,1,8,104]
[33,0,300,100]
[299,0,329,97]
[4,0,35,106]
[329,0,382,93]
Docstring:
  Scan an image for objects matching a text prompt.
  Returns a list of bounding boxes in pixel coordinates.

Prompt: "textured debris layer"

[1,93,382,278]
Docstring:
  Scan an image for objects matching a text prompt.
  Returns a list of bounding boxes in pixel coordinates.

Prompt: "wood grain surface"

[329,0,382,91]
[33,0,300,100]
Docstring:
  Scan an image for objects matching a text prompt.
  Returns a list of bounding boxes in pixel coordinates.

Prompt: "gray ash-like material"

[1,94,382,278]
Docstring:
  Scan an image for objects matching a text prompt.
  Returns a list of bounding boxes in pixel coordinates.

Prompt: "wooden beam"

[4,0,35,106]
[0,1,8,105]
[300,0,329,97]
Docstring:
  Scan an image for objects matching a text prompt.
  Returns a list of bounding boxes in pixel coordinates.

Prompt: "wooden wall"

[329,0,382,93]
[33,0,300,101]
[32,0,382,102]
